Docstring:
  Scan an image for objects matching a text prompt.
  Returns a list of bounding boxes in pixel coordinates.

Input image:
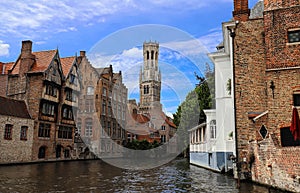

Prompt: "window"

[161,125,166,130]
[280,127,300,147]
[66,89,76,102]
[103,87,107,96]
[144,85,150,94]
[288,30,300,43]
[45,84,57,97]
[38,123,51,138]
[87,86,94,95]
[20,126,28,140]
[4,124,13,140]
[85,99,94,112]
[69,74,77,85]
[293,94,300,106]
[62,106,73,120]
[102,100,106,115]
[42,102,55,116]
[210,120,216,139]
[85,119,93,137]
[161,135,166,143]
[76,120,81,135]
[108,102,112,117]
[38,146,46,159]
[58,126,73,139]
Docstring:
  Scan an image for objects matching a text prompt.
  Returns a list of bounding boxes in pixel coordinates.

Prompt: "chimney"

[20,40,35,75]
[80,51,86,57]
[233,0,250,21]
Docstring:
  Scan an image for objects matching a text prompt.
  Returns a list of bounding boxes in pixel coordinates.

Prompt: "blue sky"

[0,0,261,116]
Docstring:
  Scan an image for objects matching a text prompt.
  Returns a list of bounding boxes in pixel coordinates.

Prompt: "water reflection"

[0,159,286,193]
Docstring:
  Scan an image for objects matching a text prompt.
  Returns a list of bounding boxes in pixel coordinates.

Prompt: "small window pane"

[288,30,300,43]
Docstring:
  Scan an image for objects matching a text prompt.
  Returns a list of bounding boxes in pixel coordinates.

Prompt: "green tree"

[173,64,215,153]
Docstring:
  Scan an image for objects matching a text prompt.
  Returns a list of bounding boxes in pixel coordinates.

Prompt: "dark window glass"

[20,126,28,140]
[288,30,300,43]
[38,123,51,138]
[293,94,300,106]
[281,127,300,147]
[4,124,13,140]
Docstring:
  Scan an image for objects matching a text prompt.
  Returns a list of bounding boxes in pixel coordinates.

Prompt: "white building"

[189,21,236,173]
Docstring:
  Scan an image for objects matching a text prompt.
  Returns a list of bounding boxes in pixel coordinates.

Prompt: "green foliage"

[125,139,161,150]
[172,63,215,150]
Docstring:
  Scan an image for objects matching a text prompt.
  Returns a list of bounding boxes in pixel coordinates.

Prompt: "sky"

[0,0,261,117]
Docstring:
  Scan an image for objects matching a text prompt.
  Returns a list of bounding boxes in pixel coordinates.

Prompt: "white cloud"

[0,40,10,56]
[0,0,231,39]
[0,0,135,37]
[199,30,223,52]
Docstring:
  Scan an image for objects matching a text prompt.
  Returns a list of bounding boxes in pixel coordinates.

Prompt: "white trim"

[253,110,269,122]
[266,66,300,72]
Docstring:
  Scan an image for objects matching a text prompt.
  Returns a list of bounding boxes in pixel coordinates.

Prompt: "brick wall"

[0,75,7,96]
[264,0,300,11]
[0,115,34,163]
[233,3,300,191]
[234,19,266,157]
[250,137,300,192]
[264,6,300,69]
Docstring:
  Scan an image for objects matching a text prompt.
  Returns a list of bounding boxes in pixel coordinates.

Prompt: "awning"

[290,107,300,141]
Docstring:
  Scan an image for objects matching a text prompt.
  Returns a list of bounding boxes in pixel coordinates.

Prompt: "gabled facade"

[2,40,79,161]
[76,51,128,158]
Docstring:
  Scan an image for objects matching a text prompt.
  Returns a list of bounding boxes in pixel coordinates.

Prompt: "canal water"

[0,159,286,193]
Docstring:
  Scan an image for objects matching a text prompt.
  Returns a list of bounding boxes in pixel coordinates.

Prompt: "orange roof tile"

[165,117,176,128]
[4,62,14,74]
[11,50,57,75]
[29,50,57,73]
[132,113,150,123]
[0,62,14,75]
[61,56,76,77]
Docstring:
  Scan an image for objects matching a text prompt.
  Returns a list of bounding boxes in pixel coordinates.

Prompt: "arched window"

[38,146,46,159]
[147,51,149,60]
[151,50,154,59]
[210,120,216,139]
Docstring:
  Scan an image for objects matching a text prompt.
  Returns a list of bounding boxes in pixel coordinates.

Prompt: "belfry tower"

[139,41,162,114]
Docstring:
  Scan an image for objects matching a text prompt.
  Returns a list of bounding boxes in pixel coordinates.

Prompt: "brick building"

[76,52,127,158]
[229,0,300,191]
[0,40,80,161]
[0,96,34,163]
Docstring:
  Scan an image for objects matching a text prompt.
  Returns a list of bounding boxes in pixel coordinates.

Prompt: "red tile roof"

[30,50,57,73]
[61,56,76,77]
[132,113,150,123]
[0,62,14,75]
[165,117,176,128]
[10,50,57,75]
[0,96,31,119]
